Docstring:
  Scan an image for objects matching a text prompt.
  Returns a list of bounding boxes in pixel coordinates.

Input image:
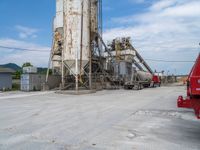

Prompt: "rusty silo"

[90,0,98,40]
[49,0,102,91]
[63,0,90,75]
[52,0,63,74]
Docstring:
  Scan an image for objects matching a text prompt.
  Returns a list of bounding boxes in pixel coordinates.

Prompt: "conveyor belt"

[130,45,153,74]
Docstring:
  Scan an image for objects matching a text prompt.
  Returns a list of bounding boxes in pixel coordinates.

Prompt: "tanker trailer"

[177,54,200,119]
[124,70,153,90]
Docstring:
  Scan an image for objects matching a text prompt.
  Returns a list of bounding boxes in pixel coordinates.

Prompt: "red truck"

[152,75,161,87]
[177,54,200,119]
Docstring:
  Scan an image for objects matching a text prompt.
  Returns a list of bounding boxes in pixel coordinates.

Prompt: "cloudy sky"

[0,0,199,74]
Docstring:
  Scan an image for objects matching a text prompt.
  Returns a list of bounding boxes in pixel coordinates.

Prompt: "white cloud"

[15,25,39,39]
[160,1,200,17]
[0,38,50,67]
[103,0,200,74]
[150,0,177,11]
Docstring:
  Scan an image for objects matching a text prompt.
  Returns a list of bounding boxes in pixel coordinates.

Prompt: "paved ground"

[0,86,200,150]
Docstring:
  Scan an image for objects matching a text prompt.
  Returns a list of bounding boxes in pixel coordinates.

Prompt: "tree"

[14,70,22,79]
[22,62,33,68]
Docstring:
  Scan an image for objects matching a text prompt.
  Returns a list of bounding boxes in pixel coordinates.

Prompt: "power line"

[145,58,195,63]
[0,45,196,63]
[0,45,50,52]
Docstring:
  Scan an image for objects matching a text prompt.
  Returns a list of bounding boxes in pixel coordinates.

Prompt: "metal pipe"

[46,31,55,84]
[89,0,92,90]
[75,1,85,91]
[80,1,84,78]
[46,46,52,83]
[62,10,65,88]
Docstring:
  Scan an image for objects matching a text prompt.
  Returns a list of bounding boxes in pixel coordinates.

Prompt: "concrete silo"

[62,0,91,90]
[52,0,64,74]
[63,0,90,75]
[90,0,98,40]
[49,0,102,91]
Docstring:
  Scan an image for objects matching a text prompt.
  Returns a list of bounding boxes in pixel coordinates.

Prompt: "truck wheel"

[138,84,142,90]
[124,85,128,89]
[140,84,144,90]
[152,83,155,88]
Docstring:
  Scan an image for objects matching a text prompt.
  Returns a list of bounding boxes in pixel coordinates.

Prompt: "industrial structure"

[47,0,104,91]
[46,0,160,92]
[177,54,200,119]
[0,68,14,91]
[21,66,61,92]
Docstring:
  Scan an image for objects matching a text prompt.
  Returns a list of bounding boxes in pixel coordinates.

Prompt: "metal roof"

[0,68,15,73]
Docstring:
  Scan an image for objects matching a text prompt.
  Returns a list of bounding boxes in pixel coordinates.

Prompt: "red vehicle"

[177,54,200,119]
[152,75,161,87]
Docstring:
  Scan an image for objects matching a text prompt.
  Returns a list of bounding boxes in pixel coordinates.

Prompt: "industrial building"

[46,0,161,92]
[21,66,61,91]
[0,68,14,91]
[0,0,200,150]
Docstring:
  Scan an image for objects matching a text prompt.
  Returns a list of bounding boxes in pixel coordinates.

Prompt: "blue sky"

[0,0,54,45]
[0,0,200,75]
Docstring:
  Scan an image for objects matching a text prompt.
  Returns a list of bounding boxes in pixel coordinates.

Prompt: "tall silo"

[63,0,90,75]
[90,0,98,40]
[54,0,63,31]
[49,0,101,90]
[62,0,91,90]
[52,0,64,74]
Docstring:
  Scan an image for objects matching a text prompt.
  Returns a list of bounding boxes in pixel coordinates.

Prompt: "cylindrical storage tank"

[137,71,153,81]
[54,0,64,31]
[90,0,98,40]
[52,0,64,74]
[63,0,90,74]
[52,55,62,68]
